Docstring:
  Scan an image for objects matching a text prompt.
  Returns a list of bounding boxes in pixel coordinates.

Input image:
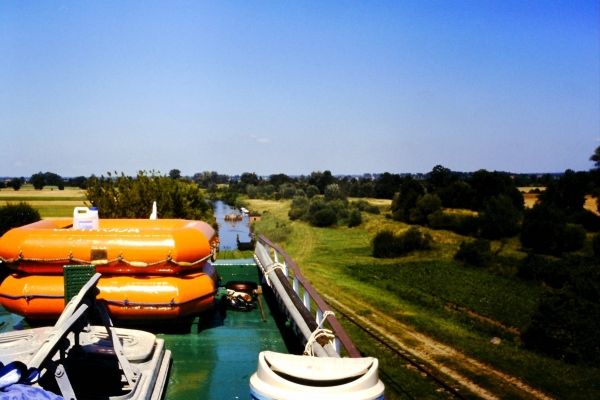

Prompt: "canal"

[211,200,253,251]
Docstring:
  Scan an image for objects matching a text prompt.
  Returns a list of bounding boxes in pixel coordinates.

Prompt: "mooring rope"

[0,249,214,269]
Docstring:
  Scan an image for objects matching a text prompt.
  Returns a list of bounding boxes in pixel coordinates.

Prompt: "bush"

[562,224,586,252]
[568,210,600,232]
[351,200,380,214]
[408,194,442,225]
[523,263,600,366]
[454,239,494,267]
[428,211,479,236]
[347,208,362,228]
[593,233,600,258]
[521,203,567,255]
[306,185,319,198]
[309,208,337,227]
[372,227,432,258]
[0,202,41,236]
[372,231,398,258]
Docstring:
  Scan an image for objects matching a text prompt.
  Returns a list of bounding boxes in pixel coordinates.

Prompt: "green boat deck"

[0,258,303,399]
[162,260,298,399]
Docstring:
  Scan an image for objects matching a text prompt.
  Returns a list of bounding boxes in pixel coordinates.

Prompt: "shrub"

[521,203,567,255]
[454,239,494,267]
[347,208,362,228]
[0,202,41,236]
[324,184,343,201]
[562,224,586,252]
[351,200,380,214]
[523,263,600,367]
[306,185,319,198]
[409,194,442,225]
[593,233,600,258]
[372,231,398,258]
[428,211,479,236]
[309,208,337,227]
[279,184,297,199]
[372,227,432,258]
[568,210,600,232]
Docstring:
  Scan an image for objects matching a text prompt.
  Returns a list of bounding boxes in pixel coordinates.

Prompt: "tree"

[590,145,600,168]
[306,185,319,198]
[30,172,45,190]
[538,169,586,215]
[10,179,21,191]
[391,177,426,222]
[85,171,212,221]
[521,203,578,255]
[427,165,453,191]
[169,169,182,180]
[0,202,41,236]
[479,195,522,239]
[373,172,402,199]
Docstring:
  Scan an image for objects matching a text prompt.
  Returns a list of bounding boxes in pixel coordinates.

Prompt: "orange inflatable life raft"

[0,264,219,320]
[0,219,219,275]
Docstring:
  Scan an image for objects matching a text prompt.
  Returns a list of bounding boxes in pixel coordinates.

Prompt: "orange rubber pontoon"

[0,219,219,275]
[0,264,219,320]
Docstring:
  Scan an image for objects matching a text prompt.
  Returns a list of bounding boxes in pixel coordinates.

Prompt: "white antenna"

[150,201,157,220]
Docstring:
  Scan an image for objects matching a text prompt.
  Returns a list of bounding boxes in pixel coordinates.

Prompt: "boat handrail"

[257,235,361,358]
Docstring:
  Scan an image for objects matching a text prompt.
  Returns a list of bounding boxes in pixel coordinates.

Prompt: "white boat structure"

[0,273,170,400]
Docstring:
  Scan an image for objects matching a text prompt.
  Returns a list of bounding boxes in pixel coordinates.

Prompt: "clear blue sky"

[1,1,598,177]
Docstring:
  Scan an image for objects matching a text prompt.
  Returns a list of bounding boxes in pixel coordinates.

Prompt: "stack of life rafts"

[0,205,220,321]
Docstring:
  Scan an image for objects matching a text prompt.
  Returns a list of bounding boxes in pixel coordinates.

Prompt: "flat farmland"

[0,186,87,217]
[523,193,599,214]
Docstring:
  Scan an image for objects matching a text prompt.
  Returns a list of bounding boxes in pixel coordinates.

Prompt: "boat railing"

[257,235,361,358]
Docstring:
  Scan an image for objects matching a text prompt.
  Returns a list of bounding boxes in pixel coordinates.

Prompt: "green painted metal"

[63,265,96,306]
[213,259,263,285]
[159,293,289,399]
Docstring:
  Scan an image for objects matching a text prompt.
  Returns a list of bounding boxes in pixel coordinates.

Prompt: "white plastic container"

[250,351,385,400]
[73,207,99,230]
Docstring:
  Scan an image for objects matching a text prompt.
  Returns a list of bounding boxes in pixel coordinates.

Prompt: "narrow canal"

[211,200,253,251]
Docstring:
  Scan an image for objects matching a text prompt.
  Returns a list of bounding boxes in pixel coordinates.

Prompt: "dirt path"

[323,294,554,400]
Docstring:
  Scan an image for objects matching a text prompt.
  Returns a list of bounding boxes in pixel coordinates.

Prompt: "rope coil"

[303,328,335,357]
[318,310,335,329]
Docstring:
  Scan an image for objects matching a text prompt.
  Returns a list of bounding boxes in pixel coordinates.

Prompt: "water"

[211,200,253,250]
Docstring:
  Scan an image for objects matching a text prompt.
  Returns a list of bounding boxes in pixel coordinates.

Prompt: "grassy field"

[0,185,87,217]
[250,198,600,400]
[6,190,598,397]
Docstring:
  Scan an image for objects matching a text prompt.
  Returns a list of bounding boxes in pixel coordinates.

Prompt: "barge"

[0,222,384,398]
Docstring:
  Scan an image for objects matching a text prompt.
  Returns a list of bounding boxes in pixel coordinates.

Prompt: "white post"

[293,276,299,296]
[316,308,323,327]
[334,338,341,355]
[303,290,311,311]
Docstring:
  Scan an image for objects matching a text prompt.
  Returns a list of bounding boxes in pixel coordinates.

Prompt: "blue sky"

[1,1,598,177]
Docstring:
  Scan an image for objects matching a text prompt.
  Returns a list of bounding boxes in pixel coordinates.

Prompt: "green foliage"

[408,193,441,225]
[521,203,565,255]
[372,227,432,258]
[253,215,293,244]
[10,178,21,191]
[30,172,46,190]
[436,181,472,209]
[454,239,494,267]
[523,262,600,367]
[391,177,426,221]
[305,185,319,198]
[324,183,343,201]
[593,233,600,258]
[538,169,586,215]
[0,202,41,236]
[468,169,524,211]
[517,253,570,288]
[309,208,338,227]
[85,171,212,221]
[279,183,297,199]
[350,199,380,214]
[427,210,479,236]
[479,195,522,239]
[347,208,362,228]
[568,210,600,232]
[246,184,259,199]
[288,196,309,220]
